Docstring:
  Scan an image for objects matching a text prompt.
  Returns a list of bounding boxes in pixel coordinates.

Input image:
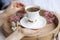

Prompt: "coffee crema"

[27,7,40,12]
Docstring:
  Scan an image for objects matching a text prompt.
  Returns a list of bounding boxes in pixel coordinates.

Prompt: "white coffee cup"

[25,5,40,22]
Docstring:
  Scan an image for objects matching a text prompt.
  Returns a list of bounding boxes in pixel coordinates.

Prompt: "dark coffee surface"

[27,7,40,12]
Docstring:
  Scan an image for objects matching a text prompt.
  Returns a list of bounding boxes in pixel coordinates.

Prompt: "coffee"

[27,7,40,12]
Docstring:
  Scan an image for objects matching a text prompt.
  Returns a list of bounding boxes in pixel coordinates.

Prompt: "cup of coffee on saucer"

[20,5,47,29]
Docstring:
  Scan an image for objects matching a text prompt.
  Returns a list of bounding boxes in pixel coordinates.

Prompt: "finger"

[10,1,24,10]
[6,1,20,10]
[4,2,25,18]
[9,1,17,9]
[16,26,22,32]
[9,2,24,13]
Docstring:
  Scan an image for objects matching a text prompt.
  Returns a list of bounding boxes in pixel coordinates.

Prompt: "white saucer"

[20,16,46,29]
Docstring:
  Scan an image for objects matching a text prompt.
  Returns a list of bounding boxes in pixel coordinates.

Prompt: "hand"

[0,2,25,26]
[5,27,25,40]
[3,1,24,18]
[22,29,40,37]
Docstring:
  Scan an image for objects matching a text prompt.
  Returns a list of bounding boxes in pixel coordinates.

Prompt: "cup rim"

[25,5,40,12]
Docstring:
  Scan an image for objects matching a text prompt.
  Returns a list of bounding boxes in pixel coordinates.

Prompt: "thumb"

[15,26,25,35]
